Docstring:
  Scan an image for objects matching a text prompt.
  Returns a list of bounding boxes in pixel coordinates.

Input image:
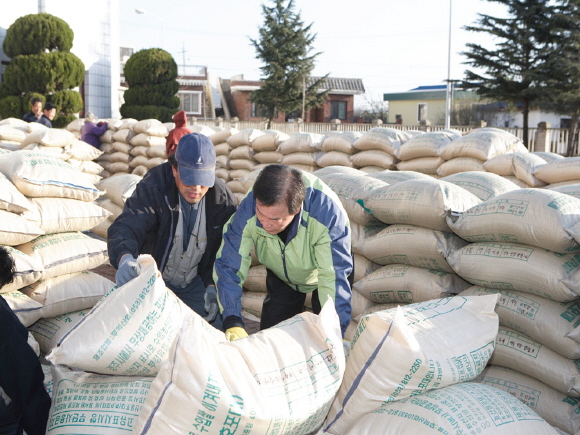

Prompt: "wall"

[386,99,447,126]
[0,0,120,119]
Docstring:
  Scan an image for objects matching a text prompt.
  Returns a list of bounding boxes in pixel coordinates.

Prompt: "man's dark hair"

[168,153,177,167]
[29,97,42,106]
[0,246,15,289]
[43,102,57,111]
[253,164,306,215]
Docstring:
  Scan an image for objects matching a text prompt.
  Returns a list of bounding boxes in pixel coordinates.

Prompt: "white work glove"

[115,255,140,287]
[203,285,219,323]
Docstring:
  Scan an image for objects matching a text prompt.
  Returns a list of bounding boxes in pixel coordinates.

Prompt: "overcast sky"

[120,0,508,106]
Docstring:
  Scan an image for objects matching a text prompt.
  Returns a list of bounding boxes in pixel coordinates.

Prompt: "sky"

[120,0,508,108]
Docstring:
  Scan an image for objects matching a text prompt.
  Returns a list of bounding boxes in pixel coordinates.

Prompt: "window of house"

[251,103,276,118]
[418,103,427,122]
[178,91,202,115]
[331,101,347,120]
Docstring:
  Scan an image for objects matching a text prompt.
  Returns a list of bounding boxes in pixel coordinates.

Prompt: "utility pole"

[301,76,306,120]
[445,0,453,129]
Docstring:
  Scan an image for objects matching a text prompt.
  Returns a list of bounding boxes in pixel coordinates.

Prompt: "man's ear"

[171,165,178,178]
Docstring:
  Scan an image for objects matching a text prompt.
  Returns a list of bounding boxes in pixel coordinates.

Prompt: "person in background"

[80,112,108,149]
[214,164,353,341]
[22,97,43,123]
[0,246,51,435]
[108,133,237,330]
[37,102,56,128]
[165,110,192,156]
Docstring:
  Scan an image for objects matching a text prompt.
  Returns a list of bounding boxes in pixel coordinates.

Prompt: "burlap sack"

[512,153,547,187]
[320,131,362,154]
[251,129,290,152]
[350,150,398,169]
[534,156,580,184]
[277,133,323,154]
[483,152,517,176]
[227,128,266,148]
[133,118,168,137]
[437,156,485,177]
[353,127,412,154]
[396,156,444,174]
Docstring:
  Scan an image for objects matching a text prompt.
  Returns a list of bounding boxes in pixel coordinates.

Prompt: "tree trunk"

[522,99,529,149]
[567,113,579,157]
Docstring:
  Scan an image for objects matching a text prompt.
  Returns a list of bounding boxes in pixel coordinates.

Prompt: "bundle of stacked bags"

[1,115,579,434]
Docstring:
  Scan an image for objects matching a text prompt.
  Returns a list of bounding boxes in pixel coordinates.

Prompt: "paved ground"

[90,262,260,334]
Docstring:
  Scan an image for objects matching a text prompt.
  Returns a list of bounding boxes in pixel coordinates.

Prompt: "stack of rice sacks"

[0,149,111,340]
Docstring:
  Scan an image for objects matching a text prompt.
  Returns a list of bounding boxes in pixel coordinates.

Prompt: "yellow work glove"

[225,327,248,341]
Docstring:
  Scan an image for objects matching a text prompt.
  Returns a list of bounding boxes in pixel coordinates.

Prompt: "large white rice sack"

[19,128,76,148]
[367,169,433,184]
[394,131,454,160]
[349,221,386,247]
[312,165,363,178]
[227,128,265,148]
[344,382,558,435]
[29,309,89,354]
[2,290,43,326]
[242,264,267,292]
[46,365,152,434]
[323,294,499,435]
[353,224,468,272]
[350,149,398,169]
[357,178,481,231]
[534,156,580,184]
[438,127,523,160]
[476,365,580,435]
[277,133,324,154]
[95,173,142,207]
[448,242,580,302]
[490,326,580,397]
[440,170,521,200]
[353,264,471,303]
[512,153,548,187]
[241,289,267,317]
[0,172,32,213]
[21,271,113,319]
[16,232,108,280]
[352,253,381,283]
[0,245,43,293]
[0,150,102,201]
[320,131,362,154]
[132,118,168,137]
[133,299,345,435]
[67,140,103,161]
[353,127,412,154]
[0,209,44,246]
[548,182,580,200]
[46,255,186,376]
[317,172,387,226]
[22,197,111,234]
[208,127,238,145]
[251,129,289,152]
[483,152,517,176]
[437,156,486,177]
[396,156,444,174]
[129,133,166,147]
[460,286,580,359]
[447,188,580,254]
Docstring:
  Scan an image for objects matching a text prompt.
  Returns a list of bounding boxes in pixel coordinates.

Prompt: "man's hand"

[203,286,219,322]
[225,327,248,341]
[115,254,140,287]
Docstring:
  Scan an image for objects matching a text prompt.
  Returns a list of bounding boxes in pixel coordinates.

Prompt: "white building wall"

[509,110,568,129]
[0,0,120,118]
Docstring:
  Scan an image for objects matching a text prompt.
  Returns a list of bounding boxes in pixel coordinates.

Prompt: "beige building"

[383,84,481,126]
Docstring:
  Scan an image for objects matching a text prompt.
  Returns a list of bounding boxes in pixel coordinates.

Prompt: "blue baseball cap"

[175,133,216,187]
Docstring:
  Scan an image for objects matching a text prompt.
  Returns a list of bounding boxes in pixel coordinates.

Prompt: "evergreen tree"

[120,48,180,122]
[249,0,328,128]
[538,0,580,156]
[461,0,557,147]
[0,13,84,127]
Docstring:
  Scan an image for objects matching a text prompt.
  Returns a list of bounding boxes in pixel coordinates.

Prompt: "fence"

[190,118,574,156]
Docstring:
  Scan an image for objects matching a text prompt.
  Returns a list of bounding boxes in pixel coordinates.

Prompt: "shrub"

[3,13,73,57]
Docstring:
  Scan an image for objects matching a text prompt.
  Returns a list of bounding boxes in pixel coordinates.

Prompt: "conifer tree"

[249,0,328,128]
[462,0,556,147]
[0,13,84,127]
[538,0,580,155]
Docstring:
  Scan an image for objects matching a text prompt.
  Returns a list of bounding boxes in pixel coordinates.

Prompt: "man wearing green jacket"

[214,164,353,340]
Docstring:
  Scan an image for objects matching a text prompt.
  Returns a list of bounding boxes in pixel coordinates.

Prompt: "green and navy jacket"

[213,171,353,335]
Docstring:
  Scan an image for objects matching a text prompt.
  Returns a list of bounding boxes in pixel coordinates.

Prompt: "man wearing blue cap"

[107,133,237,330]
